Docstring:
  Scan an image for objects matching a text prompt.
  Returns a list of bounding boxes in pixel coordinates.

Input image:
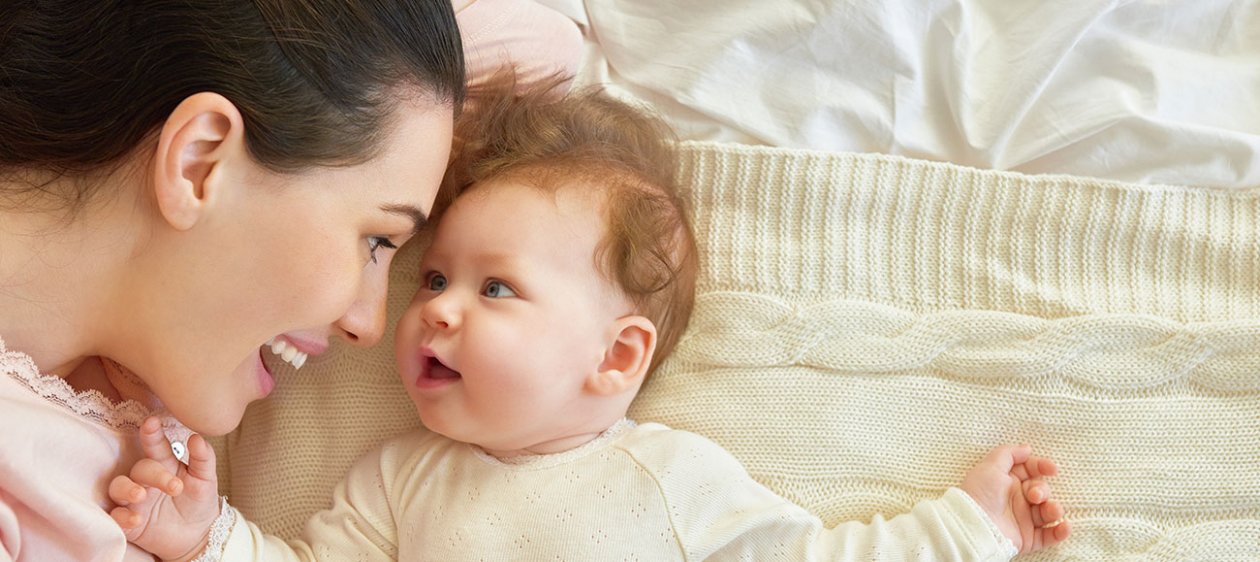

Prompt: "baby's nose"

[420,294,460,330]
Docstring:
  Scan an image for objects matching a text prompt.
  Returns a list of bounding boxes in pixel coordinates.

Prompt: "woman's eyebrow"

[380,203,428,235]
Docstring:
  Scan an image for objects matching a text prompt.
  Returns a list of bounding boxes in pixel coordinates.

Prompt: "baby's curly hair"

[440,72,697,376]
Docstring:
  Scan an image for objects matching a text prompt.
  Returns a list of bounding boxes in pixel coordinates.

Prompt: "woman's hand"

[108,416,222,562]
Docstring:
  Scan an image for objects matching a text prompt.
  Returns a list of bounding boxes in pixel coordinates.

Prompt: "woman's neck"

[0,177,137,381]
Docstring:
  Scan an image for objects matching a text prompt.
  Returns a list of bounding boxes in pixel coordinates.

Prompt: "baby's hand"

[107,416,222,562]
[960,444,1071,554]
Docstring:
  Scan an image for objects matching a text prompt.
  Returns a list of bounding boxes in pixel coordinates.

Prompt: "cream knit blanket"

[218,142,1260,560]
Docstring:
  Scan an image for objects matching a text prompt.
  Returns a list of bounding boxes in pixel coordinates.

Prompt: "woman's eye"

[482,281,517,298]
[367,236,398,265]
[426,273,448,291]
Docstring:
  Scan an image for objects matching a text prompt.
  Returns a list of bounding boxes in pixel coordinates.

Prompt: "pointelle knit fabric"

[202,420,1014,561]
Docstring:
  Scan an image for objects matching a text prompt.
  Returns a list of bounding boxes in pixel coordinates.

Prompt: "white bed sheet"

[539,0,1260,189]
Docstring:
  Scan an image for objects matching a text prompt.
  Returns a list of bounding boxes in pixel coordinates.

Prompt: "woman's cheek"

[289,254,367,322]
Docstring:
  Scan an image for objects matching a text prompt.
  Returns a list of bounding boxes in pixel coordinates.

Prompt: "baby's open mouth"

[425,355,461,380]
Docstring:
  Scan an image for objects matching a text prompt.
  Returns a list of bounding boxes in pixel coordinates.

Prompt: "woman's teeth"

[266,337,308,370]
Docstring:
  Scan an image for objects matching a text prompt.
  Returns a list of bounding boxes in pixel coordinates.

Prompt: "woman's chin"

[165,383,253,435]
[169,403,245,437]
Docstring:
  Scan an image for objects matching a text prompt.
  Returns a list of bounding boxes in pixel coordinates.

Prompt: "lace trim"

[0,335,153,431]
[190,497,236,562]
[471,418,637,469]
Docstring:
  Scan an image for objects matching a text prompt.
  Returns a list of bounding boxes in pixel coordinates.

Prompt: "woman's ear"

[585,316,657,396]
[150,92,245,231]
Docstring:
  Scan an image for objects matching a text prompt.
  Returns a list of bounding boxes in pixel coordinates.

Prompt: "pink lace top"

[0,336,191,562]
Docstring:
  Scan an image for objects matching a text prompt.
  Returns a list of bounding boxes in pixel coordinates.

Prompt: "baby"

[108,82,1071,561]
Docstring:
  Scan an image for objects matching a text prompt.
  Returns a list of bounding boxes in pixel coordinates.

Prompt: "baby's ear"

[585,316,656,396]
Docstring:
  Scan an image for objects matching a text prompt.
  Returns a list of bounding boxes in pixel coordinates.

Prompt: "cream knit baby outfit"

[206,420,1014,561]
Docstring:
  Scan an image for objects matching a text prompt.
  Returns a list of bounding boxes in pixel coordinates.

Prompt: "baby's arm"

[109,417,400,562]
[647,430,1068,561]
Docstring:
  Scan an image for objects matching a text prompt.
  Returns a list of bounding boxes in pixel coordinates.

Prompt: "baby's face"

[394,178,632,454]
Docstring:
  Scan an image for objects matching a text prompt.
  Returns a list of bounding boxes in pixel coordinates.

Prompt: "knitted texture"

[218,142,1260,560]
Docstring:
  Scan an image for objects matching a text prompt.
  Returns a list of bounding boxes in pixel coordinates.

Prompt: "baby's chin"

[414,408,460,440]
[419,414,520,454]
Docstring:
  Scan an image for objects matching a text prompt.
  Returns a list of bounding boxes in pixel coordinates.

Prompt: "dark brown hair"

[0,0,465,207]
[443,75,698,376]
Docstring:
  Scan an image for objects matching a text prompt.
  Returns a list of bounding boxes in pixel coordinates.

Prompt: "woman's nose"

[334,267,389,348]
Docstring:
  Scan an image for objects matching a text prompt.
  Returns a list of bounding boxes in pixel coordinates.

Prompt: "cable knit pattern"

[220,142,1260,560]
[631,142,1260,561]
[676,294,1260,393]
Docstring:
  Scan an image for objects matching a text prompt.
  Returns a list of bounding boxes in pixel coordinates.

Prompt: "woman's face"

[125,101,454,436]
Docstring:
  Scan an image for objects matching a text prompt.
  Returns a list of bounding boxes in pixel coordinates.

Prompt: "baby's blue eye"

[426,273,448,291]
[483,281,517,298]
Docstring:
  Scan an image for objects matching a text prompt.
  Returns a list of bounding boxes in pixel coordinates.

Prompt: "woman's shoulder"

[0,339,150,560]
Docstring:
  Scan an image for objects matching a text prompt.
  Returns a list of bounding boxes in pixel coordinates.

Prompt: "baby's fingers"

[130,458,184,497]
[1036,499,1065,528]
[1035,509,1071,550]
[184,434,218,483]
[979,444,1033,473]
[1048,519,1072,544]
[110,505,144,529]
[137,416,181,467]
[108,475,146,506]
[1026,456,1058,479]
[1023,478,1051,504]
[1011,455,1058,481]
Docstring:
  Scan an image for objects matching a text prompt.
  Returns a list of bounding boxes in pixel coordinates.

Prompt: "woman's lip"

[256,349,275,398]
[276,334,328,356]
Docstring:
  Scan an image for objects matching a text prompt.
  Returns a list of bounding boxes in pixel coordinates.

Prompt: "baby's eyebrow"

[475,252,523,268]
[380,203,428,236]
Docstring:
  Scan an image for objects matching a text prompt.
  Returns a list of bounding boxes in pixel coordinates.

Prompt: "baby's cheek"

[399,299,429,331]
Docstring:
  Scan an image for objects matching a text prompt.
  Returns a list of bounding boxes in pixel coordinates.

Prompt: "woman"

[0,1,578,560]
